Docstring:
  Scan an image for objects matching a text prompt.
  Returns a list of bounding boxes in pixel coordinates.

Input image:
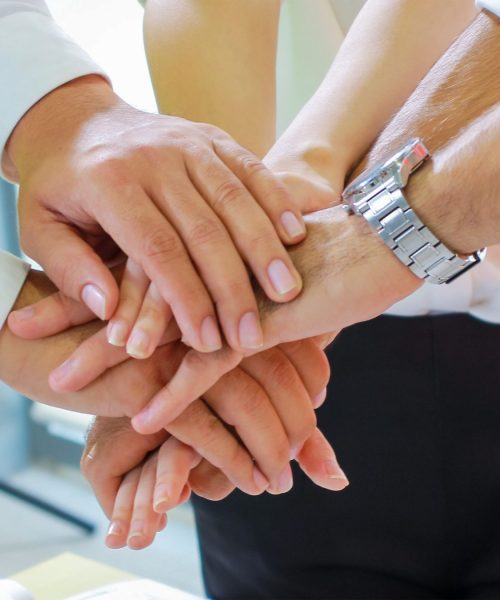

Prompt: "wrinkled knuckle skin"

[238,155,267,178]
[212,180,245,213]
[143,228,181,264]
[187,217,226,249]
[267,356,295,391]
[238,384,267,421]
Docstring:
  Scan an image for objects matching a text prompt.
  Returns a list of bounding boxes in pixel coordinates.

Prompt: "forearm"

[360,11,500,254]
[259,11,500,346]
[268,0,477,182]
[143,0,280,156]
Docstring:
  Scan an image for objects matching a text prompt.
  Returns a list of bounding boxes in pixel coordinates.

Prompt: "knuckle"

[238,154,267,178]
[212,180,245,213]
[88,159,125,186]
[186,217,226,248]
[238,383,267,420]
[267,355,295,390]
[143,228,182,263]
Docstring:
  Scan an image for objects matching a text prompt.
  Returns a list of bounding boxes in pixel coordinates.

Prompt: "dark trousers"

[192,315,500,599]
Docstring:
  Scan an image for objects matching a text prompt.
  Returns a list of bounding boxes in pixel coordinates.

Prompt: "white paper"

[65,579,204,600]
[0,579,35,600]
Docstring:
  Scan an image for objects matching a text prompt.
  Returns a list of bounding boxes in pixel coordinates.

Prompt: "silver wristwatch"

[342,138,486,285]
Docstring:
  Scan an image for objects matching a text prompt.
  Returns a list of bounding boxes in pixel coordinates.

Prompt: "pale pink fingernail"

[312,387,327,409]
[239,312,263,350]
[281,211,305,239]
[127,522,146,546]
[107,521,123,537]
[10,306,35,321]
[107,320,128,347]
[267,259,300,296]
[50,358,76,384]
[81,284,107,320]
[324,460,349,490]
[269,464,293,495]
[253,467,269,492]
[200,316,222,351]
[127,329,150,359]
[153,483,174,513]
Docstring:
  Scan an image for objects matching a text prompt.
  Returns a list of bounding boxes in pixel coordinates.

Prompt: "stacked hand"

[7,143,415,550]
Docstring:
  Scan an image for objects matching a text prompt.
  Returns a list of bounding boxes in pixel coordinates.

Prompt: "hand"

[83,418,349,551]
[6,75,305,354]
[5,270,339,493]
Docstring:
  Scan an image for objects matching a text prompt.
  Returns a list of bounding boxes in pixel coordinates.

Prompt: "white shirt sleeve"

[0,250,30,330]
[0,0,109,181]
[476,0,500,16]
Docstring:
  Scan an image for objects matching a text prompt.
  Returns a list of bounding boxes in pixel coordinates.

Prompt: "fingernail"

[239,312,263,350]
[269,464,293,495]
[127,520,145,544]
[153,483,173,513]
[267,259,300,296]
[201,316,222,351]
[127,329,150,359]
[83,444,97,464]
[281,211,305,239]
[312,387,327,409]
[81,284,107,320]
[324,460,349,490]
[50,358,76,384]
[10,306,35,321]
[107,320,128,347]
[253,467,269,492]
[107,521,123,537]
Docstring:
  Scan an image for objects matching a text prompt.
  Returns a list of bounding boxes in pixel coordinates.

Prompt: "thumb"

[21,220,119,320]
[8,291,95,339]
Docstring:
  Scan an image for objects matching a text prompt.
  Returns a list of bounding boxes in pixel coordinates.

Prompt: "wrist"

[405,150,490,256]
[6,75,119,179]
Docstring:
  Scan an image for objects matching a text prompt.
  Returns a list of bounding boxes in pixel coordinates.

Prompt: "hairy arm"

[365,11,500,254]
[261,10,500,344]
[267,0,477,187]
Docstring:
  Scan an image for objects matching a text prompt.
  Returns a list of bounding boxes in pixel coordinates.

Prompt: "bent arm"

[268,0,478,182]
[261,10,500,345]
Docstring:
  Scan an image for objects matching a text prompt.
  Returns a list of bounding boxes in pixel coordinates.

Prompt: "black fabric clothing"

[192,314,500,599]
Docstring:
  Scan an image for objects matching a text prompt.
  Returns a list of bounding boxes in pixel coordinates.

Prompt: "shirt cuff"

[0,250,30,330]
[476,0,500,17]
[0,10,109,181]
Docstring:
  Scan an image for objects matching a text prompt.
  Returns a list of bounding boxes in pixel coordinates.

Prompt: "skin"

[7,2,499,547]
[5,74,305,355]
[1,270,347,497]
